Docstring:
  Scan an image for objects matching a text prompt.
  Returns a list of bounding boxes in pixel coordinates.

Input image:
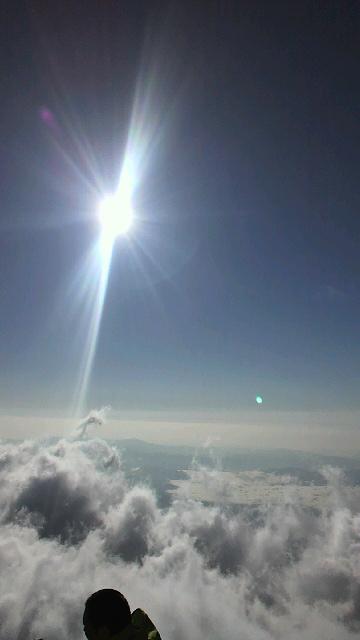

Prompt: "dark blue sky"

[1,1,359,421]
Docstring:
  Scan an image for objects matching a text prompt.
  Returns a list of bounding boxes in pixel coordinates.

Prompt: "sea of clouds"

[0,428,359,640]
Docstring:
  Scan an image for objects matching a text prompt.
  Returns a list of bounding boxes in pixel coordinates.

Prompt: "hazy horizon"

[1,408,359,456]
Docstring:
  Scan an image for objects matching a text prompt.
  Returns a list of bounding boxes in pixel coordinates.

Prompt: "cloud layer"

[0,437,359,640]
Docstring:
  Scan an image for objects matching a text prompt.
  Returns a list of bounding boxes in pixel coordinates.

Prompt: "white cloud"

[0,436,359,639]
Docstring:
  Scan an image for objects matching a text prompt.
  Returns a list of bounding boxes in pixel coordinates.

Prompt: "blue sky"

[0,3,359,446]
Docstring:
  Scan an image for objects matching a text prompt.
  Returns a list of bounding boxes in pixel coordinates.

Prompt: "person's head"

[83,589,132,640]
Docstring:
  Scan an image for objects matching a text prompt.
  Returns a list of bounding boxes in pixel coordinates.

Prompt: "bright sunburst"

[98,189,133,241]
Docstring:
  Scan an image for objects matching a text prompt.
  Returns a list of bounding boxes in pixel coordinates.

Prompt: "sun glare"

[98,190,133,240]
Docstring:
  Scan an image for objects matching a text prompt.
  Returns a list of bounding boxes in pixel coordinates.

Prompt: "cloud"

[0,436,359,639]
[316,284,348,302]
[74,407,111,439]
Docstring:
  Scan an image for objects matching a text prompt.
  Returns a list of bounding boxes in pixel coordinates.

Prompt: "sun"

[98,190,133,240]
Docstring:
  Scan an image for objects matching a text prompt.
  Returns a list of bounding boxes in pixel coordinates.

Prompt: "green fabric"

[131,608,161,640]
[114,608,161,640]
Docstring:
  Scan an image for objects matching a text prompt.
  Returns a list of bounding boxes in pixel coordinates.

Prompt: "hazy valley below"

[116,438,360,509]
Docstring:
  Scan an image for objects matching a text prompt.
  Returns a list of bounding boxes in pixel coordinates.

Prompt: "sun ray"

[72,236,113,417]
[72,163,135,417]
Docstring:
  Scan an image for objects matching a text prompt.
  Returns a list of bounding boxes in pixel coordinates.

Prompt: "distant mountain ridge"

[113,438,360,469]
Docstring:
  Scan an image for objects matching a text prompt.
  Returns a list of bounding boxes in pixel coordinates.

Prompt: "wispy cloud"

[315,284,348,302]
